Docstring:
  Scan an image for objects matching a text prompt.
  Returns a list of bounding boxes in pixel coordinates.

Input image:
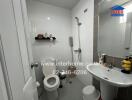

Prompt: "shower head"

[75,17,82,26]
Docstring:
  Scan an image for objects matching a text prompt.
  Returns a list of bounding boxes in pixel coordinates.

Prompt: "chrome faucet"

[107,63,114,69]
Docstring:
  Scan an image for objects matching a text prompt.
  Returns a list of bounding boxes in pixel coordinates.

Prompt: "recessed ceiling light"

[47,17,51,20]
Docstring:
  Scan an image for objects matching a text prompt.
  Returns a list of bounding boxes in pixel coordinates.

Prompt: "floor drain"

[69,81,72,84]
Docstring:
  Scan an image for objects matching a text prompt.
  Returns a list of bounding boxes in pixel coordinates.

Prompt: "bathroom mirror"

[98,0,132,58]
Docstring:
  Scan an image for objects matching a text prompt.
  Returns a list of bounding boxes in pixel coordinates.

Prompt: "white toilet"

[41,58,60,100]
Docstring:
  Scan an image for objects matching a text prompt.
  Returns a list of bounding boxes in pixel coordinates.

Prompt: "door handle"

[31,62,39,69]
[74,48,81,53]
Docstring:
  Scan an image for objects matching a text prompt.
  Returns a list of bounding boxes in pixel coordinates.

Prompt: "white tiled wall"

[27,0,72,65]
[72,0,94,85]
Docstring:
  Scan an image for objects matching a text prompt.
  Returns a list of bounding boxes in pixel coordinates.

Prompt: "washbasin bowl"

[87,63,132,87]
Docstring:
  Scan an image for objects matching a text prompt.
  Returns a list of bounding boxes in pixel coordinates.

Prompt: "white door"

[0,85,5,100]
[0,61,8,100]
[11,0,38,100]
[0,0,38,100]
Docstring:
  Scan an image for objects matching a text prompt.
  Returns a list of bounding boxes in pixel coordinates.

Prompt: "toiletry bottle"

[99,53,106,65]
[49,34,53,40]
[121,56,132,73]
[44,32,48,38]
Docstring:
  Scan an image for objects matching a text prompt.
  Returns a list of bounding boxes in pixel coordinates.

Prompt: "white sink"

[87,63,132,100]
[87,63,132,87]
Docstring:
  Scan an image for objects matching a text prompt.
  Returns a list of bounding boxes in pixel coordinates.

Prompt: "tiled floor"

[39,77,85,100]
[39,88,48,100]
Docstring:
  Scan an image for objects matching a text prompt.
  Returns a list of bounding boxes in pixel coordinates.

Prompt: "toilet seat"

[44,74,60,91]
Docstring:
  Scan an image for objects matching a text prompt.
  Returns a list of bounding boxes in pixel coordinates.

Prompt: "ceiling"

[99,0,131,13]
[35,0,80,9]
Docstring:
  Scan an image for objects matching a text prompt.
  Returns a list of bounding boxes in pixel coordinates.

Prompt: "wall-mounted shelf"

[35,37,56,41]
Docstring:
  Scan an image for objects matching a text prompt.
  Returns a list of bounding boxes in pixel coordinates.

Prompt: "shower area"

[26,0,94,100]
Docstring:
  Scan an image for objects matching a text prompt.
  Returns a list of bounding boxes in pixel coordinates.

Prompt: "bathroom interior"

[26,0,94,100]
[25,0,132,100]
[1,0,132,100]
[22,0,132,100]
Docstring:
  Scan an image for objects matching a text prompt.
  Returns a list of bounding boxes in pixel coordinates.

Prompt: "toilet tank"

[41,58,56,77]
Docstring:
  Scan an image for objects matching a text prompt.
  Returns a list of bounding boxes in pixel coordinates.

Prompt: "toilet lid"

[42,58,56,77]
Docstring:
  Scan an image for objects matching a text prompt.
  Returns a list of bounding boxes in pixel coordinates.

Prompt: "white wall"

[72,0,94,85]
[27,1,72,68]
[27,0,94,86]
[98,11,126,58]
